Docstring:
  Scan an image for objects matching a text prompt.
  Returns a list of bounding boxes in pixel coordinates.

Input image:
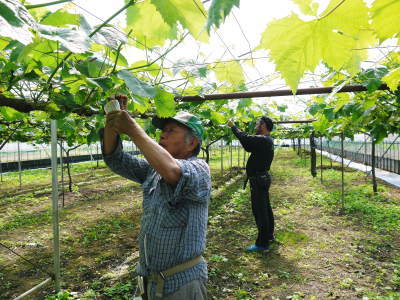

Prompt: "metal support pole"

[230,143,232,169]
[96,143,99,168]
[237,141,240,167]
[310,132,317,177]
[220,139,223,176]
[0,151,2,182]
[243,148,246,168]
[18,141,22,189]
[59,142,65,208]
[320,137,323,183]
[50,120,61,292]
[367,135,399,175]
[340,133,345,213]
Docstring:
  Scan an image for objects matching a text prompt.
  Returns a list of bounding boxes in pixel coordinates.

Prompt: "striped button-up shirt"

[101,133,211,296]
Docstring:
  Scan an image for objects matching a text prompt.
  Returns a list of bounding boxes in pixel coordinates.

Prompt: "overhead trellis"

[176,84,390,101]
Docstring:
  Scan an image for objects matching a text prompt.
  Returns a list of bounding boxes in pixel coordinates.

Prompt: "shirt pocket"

[160,206,188,228]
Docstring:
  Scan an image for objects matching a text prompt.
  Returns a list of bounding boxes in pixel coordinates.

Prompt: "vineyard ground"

[0,149,399,299]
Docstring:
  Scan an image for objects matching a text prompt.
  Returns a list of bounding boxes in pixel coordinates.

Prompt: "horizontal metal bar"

[14,278,52,300]
[176,84,389,102]
[274,120,315,124]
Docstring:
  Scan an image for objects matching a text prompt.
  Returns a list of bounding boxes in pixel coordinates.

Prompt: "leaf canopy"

[257,0,370,92]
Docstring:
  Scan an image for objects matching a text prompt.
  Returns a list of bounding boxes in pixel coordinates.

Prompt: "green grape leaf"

[154,88,175,117]
[117,70,156,98]
[206,0,239,31]
[151,0,208,42]
[40,9,80,27]
[323,108,335,121]
[210,111,227,124]
[333,93,351,112]
[197,66,208,78]
[257,0,369,92]
[110,51,129,67]
[0,106,27,121]
[128,95,150,113]
[237,98,252,111]
[87,77,114,91]
[312,115,330,132]
[361,97,377,110]
[382,67,400,91]
[214,61,245,88]
[125,0,177,48]
[38,24,90,53]
[75,57,112,77]
[371,0,400,41]
[292,0,318,16]
[92,25,127,50]
[277,104,288,112]
[0,0,36,44]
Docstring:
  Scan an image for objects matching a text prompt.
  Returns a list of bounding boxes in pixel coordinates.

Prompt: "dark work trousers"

[249,173,274,247]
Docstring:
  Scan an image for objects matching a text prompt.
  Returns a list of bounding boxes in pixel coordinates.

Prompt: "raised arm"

[106,111,181,186]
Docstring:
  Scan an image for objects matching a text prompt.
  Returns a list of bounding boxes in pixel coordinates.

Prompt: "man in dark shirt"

[227,116,275,252]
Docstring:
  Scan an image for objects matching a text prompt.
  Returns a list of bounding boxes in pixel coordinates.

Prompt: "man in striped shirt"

[101,96,211,299]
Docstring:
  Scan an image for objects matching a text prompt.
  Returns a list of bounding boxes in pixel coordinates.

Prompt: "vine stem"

[126,32,190,71]
[25,0,72,9]
[318,0,346,20]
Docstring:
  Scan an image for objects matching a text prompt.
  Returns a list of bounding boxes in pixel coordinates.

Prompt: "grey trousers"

[147,279,207,300]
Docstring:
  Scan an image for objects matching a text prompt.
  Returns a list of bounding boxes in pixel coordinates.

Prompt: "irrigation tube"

[51,120,61,292]
[14,277,52,300]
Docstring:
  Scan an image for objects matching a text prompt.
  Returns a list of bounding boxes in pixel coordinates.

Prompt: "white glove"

[104,99,121,114]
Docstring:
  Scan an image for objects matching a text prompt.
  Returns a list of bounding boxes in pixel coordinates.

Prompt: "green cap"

[152,111,204,140]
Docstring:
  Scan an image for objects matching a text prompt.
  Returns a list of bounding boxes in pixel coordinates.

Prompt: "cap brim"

[152,116,188,130]
[152,116,202,142]
[152,116,169,130]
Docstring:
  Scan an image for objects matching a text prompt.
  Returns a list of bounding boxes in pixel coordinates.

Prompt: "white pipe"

[50,120,61,291]
[14,278,52,300]
[18,141,22,189]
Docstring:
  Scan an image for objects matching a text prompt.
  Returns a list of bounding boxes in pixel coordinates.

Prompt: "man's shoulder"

[179,157,210,175]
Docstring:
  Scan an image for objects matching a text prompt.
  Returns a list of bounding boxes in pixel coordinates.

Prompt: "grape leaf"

[125,0,176,48]
[0,0,36,44]
[206,0,239,31]
[291,0,318,16]
[371,0,400,41]
[151,0,208,42]
[41,9,80,27]
[210,111,227,124]
[117,70,156,98]
[257,0,370,92]
[214,61,245,88]
[154,88,175,117]
[0,106,27,121]
[38,24,90,53]
[382,67,400,91]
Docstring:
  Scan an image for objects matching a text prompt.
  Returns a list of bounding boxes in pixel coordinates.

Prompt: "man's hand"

[106,110,136,136]
[227,120,234,127]
[114,94,128,110]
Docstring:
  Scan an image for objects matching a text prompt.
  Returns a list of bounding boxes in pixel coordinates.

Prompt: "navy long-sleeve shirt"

[231,126,274,176]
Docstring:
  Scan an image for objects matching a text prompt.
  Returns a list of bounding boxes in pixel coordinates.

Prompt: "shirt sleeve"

[168,158,211,206]
[231,126,265,153]
[99,128,150,184]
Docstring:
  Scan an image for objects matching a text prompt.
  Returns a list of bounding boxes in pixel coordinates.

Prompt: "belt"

[147,255,204,298]
[248,171,268,179]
